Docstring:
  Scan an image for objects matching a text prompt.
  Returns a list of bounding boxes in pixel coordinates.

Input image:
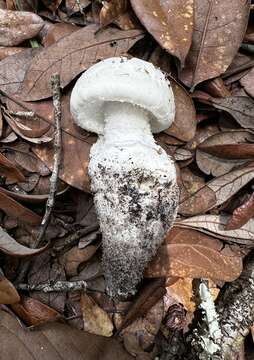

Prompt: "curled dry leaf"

[0,226,47,256]
[100,0,128,27]
[0,190,41,225]
[165,78,196,142]
[61,245,98,277]
[122,299,164,351]
[11,295,62,326]
[178,214,254,246]
[240,67,254,98]
[179,0,250,89]
[0,9,44,46]
[119,278,166,332]
[0,276,20,304]
[226,192,254,230]
[196,130,254,176]
[0,152,25,182]
[0,311,132,360]
[179,163,254,216]
[20,24,144,101]
[130,0,194,65]
[145,227,243,281]
[80,293,113,337]
[210,96,254,129]
[7,95,95,192]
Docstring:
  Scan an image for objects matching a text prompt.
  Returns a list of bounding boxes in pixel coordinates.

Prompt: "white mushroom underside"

[89,102,179,297]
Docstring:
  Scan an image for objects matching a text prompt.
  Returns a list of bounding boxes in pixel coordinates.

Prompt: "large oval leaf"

[179,0,250,89]
[130,0,193,65]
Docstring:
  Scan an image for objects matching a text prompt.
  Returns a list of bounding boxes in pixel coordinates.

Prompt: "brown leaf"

[0,190,41,225]
[0,276,20,304]
[165,78,196,142]
[240,67,254,98]
[226,192,254,230]
[122,299,164,351]
[61,245,98,277]
[3,112,52,144]
[80,293,114,337]
[0,46,26,61]
[179,0,250,89]
[119,278,166,332]
[0,226,47,256]
[41,0,62,12]
[196,130,254,176]
[7,95,94,191]
[0,310,132,359]
[100,0,128,27]
[0,48,38,94]
[179,163,254,216]
[0,152,25,182]
[166,278,195,312]
[210,96,254,129]
[0,9,44,46]
[130,0,193,65]
[20,24,144,101]
[178,214,254,245]
[11,295,62,326]
[41,22,79,47]
[65,0,91,14]
[146,227,243,281]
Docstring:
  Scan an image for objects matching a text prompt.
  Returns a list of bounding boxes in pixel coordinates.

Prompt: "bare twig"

[17,280,89,293]
[14,74,62,285]
[53,223,99,254]
[8,110,35,118]
[36,73,62,247]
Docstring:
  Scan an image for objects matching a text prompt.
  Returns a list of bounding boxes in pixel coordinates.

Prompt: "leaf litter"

[0,0,254,358]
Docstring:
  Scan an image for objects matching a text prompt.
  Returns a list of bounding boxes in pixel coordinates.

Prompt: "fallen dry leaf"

[0,152,25,182]
[226,192,254,230]
[165,78,196,142]
[166,278,195,313]
[130,0,194,65]
[0,310,132,359]
[41,0,62,12]
[11,295,62,326]
[179,163,254,215]
[178,214,254,246]
[7,94,94,191]
[20,24,144,101]
[119,278,166,332]
[146,227,243,281]
[0,46,26,61]
[179,0,250,88]
[80,293,114,337]
[0,190,41,225]
[0,48,38,94]
[41,22,79,47]
[0,9,44,46]
[100,0,128,27]
[0,226,47,256]
[61,245,98,277]
[0,275,20,304]
[240,67,254,98]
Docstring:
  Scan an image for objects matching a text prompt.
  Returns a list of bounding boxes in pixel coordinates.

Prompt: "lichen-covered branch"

[217,254,254,360]
[17,280,89,293]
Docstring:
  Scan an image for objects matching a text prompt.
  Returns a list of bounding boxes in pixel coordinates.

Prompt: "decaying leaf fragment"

[226,192,254,230]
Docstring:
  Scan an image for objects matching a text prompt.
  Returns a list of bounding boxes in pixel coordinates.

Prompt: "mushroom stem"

[88,102,179,298]
[103,102,154,146]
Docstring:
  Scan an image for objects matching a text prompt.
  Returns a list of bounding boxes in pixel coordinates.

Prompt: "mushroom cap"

[70,57,175,134]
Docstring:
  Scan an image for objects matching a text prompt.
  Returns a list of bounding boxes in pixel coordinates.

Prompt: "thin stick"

[17,280,89,293]
[14,74,62,284]
[35,73,62,247]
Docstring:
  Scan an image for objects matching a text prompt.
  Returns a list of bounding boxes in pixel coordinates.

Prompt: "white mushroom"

[70,57,179,298]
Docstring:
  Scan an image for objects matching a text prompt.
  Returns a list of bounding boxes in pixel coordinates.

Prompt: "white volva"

[70,57,179,298]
